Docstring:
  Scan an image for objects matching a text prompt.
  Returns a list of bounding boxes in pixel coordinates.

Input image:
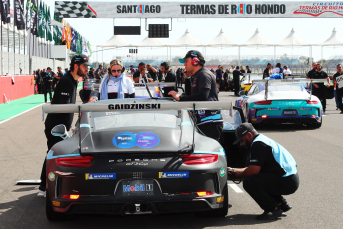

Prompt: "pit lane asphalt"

[0,92,342,229]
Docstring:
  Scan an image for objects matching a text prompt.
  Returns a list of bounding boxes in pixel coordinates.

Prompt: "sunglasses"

[111,69,121,73]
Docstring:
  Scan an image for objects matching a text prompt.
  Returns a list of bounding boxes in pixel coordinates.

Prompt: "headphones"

[192,57,200,66]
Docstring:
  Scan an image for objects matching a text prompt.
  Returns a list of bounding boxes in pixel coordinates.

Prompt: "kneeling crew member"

[38,54,90,196]
[228,123,299,220]
[99,59,135,100]
[168,50,223,141]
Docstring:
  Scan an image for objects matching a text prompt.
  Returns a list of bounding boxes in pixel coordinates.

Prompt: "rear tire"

[46,189,64,221]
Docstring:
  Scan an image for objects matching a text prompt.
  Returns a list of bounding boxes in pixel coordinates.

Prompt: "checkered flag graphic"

[55,1,97,18]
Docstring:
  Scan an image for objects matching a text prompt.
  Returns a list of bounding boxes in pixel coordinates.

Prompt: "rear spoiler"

[42,100,232,155]
[42,101,232,115]
[252,79,328,100]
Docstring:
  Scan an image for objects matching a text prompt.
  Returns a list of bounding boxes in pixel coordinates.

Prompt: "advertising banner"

[55,1,343,18]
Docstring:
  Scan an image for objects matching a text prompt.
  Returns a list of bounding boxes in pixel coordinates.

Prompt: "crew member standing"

[233,66,243,96]
[312,64,330,114]
[229,123,299,220]
[99,59,135,100]
[263,63,271,79]
[168,50,223,141]
[42,68,52,103]
[332,64,343,114]
[161,62,177,97]
[216,65,223,92]
[306,62,317,89]
[52,67,62,90]
[147,64,157,81]
[38,54,90,196]
[133,62,153,83]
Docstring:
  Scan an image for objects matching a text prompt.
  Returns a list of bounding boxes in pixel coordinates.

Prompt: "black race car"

[42,99,245,221]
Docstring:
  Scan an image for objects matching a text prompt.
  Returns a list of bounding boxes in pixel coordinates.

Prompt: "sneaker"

[256,207,283,220]
[340,111,343,114]
[37,190,46,197]
[280,203,292,213]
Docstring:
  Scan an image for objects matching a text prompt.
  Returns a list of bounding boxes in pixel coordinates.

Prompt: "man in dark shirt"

[263,63,271,79]
[306,62,317,89]
[332,64,343,113]
[312,64,331,113]
[246,66,252,73]
[216,65,223,92]
[229,123,299,220]
[147,64,157,81]
[158,68,163,82]
[133,62,153,83]
[223,69,229,91]
[42,68,52,103]
[36,69,41,93]
[233,66,243,96]
[168,50,223,141]
[52,67,62,90]
[38,54,90,196]
[161,62,177,97]
[95,65,103,79]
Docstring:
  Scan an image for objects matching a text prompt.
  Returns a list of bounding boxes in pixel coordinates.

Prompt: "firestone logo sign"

[116,4,161,14]
[293,2,343,17]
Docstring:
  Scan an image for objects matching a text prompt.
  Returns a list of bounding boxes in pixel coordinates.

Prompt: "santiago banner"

[55,1,343,18]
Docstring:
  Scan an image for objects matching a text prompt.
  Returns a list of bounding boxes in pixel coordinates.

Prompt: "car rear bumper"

[51,195,223,215]
[251,116,321,124]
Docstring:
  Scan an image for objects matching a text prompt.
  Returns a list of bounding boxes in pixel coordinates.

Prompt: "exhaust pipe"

[127,204,136,214]
[140,203,150,212]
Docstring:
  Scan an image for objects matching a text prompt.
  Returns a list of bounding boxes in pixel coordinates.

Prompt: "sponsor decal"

[117,4,161,14]
[250,159,258,162]
[136,132,160,148]
[216,196,225,203]
[48,172,55,181]
[293,2,343,17]
[85,173,116,180]
[61,92,69,96]
[300,107,312,110]
[268,107,280,111]
[52,201,60,207]
[112,132,137,149]
[123,183,154,192]
[159,172,189,178]
[108,103,161,110]
[112,132,160,149]
[220,168,226,177]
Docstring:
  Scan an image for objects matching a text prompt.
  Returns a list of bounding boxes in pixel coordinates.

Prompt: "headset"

[191,57,200,66]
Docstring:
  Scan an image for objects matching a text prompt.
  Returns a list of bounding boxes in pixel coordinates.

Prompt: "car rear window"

[93,113,178,130]
[268,84,303,92]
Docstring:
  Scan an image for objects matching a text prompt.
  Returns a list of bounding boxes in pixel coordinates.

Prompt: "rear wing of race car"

[42,100,233,154]
[253,79,328,100]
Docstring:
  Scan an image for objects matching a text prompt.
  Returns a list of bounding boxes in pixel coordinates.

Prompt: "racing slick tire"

[197,184,229,217]
[46,189,64,221]
[308,118,322,129]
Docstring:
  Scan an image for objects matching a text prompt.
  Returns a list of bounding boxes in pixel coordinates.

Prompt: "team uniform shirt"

[284,69,292,75]
[181,67,222,125]
[250,134,297,177]
[263,68,270,78]
[333,72,343,89]
[313,71,328,87]
[162,69,177,96]
[99,76,135,99]
[148,69,157,81]
[272,68,280,74]
[45,72,78,130]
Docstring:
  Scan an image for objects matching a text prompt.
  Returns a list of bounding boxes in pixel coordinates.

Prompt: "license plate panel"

[121,180,154,196]
[283,110,297,116]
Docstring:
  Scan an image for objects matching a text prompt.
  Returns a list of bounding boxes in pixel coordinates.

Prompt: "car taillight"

[55,156,93,167]
[307,100,319,104]
[181,154,218,165]
[84,86,88,89]
[244,83,252,86]
[254,100,272,105]
[262,115,267,118]
[63,195,80,200]
[197,191,213,197]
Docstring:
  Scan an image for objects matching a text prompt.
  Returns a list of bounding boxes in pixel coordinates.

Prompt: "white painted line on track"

[228,184,244,193]
[0,104,42,125]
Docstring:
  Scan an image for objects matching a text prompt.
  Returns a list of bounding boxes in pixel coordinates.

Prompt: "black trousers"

[39,126,63,190]
[313,86,327,112]
[43,80,52,102]
[177,78,182,87]
[243,173,299,212]
[336,88,343,111]
[234,78,240,95]
[197,122,223,142]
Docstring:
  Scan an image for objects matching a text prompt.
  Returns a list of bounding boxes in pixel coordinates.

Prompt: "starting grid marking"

[228,184,244,193]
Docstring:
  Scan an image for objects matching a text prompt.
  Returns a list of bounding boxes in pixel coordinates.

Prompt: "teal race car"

[235,79,326,128]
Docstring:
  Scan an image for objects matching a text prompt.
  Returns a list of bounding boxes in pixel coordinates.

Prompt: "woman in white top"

[99,59,135,100]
